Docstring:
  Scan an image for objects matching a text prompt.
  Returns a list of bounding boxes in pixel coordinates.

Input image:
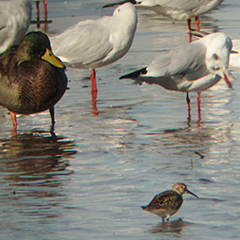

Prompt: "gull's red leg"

[195,16,200,31]
[91,69,98,115]
[36,1,40,28]
[197,92,201,122]
[187,19,192,43]
[186,92,191,121]
[43,1,48,29]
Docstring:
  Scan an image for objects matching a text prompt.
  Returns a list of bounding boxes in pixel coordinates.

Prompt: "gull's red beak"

[224,73,232,89]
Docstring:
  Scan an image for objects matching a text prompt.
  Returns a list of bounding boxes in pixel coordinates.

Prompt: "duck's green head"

[17,31,64,68]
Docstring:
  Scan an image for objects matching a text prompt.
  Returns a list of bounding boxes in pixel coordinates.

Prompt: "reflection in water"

[0,129,76,184]
[142,120,233,159]
[147,218,188,234]
[0,130,77,235]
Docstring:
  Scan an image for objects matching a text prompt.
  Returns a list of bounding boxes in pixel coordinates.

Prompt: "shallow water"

[1,0,240,239]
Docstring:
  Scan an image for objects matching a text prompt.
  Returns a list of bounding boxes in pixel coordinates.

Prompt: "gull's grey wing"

[193,0,224,15]
[0,0,31,53]
[158,0,204,10]
[0,9,9,47]
[50,18,113,67]
[147,41,209,81]
[145,0,223,12]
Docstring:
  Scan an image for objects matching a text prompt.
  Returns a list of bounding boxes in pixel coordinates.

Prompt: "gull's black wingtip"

[119,67,147,80]
[103,2,118,8]
[103,0,137,8]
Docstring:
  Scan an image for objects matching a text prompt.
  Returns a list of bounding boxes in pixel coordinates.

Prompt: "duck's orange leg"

[49,107,55,126]
[10,111,17,127]
[10,111,17,134]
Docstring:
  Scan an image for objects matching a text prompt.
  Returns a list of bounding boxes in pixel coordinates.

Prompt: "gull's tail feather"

[119,67,147,79]
[103,0,136,8]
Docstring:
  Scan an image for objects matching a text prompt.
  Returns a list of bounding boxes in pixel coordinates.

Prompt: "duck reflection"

[0,129,76,184]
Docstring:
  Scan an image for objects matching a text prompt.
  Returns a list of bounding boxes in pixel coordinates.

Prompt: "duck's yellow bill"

[42,48,64,68]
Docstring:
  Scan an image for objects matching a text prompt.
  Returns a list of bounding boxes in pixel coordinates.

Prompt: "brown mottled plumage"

[0,31,68,129]
[141,183,198,222]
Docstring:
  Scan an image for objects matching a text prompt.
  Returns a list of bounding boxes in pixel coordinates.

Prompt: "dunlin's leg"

[197,92,201,122]
[186,92,191,121]
[162,217,165,223]
[91,69,98,115]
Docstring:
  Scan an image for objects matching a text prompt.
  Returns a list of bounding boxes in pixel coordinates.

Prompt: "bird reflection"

[0,129,77,184]
[147,218,188,234]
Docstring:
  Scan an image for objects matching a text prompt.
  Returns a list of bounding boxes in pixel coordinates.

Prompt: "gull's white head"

[203,32,232,79]
[113,2,137,18]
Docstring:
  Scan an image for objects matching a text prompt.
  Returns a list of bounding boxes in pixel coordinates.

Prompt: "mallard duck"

[0,31,68,129]
[49,3,137,115]
[120,32,232,122]
[0,0,32,53]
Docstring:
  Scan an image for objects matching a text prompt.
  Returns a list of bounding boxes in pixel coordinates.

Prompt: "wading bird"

[120,32,232,122]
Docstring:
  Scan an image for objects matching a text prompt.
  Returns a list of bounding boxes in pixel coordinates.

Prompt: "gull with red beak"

[120,32,232,122]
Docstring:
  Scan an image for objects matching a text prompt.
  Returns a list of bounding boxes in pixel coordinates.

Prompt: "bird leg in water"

[197,92,201,122]
[186,92,191,121]
[43,0,48,29]
[10,111,17,127]
[188,17,200,42]
[49,107,55,126]
[10,111,17,134]
[187,19,192,43]
[91,69,98,115]
[36,1,40,28]
[195,16,200,31]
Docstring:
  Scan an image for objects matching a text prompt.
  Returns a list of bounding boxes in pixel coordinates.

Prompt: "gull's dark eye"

[213,54,219,60]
